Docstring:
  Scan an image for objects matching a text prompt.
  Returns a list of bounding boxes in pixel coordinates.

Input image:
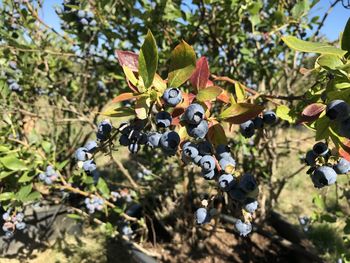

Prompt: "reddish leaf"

[190,57,210,92]
[206,80,213,87]
[115,50,139,71]
[207,122,227,146]
[339,140,350,161]
[298,103,326,123]
[217,90,230,103]
[112,93,137,103]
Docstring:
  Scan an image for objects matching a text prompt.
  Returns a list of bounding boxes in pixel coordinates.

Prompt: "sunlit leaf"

[115,50,139,71]
[196,86,223,101]
[190,56,210,92]
[220,103,264,124]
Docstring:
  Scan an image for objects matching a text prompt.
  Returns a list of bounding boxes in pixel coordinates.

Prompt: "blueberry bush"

[0,0,349,262]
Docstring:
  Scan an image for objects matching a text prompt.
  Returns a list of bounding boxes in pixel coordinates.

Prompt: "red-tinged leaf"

[190,57,210,92]
[203,100,212,113]
[112,93,138,103]
[220,103,264,124]
[126,79,139,93]
[298,103,326,123]
[206,80,213,87]
[115,50,139,71]
[217,90,230,103]
[339,140,350,161]
[207,122,227,146]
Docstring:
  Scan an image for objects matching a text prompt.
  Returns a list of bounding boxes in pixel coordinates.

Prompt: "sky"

[39,0,349,41]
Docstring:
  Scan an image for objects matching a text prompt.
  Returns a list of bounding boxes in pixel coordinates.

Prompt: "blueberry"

[44,176,53,185]
[244,199,258,213]
[240,120,255,138]
[339,117,350,138]
[312,142,328,156]
[147,132,162,148]
[119,134,130,146]
[228,187,247,202]
[97,120,112,141]
[311,166,337,188]
[128,143,139,154]
[202,169,216,180]
[216,144,231,159]
[155,111,172,128]
[218,174,236,191]
[162,87,182,106]
[9,83,22,92]
[15,222,26,230]
[121,225,133,236]
[89,20,97,26]
[85,141,98,152]
[82,160,97,173]
[77,10,86,18]
[305,150,317,166]
[326,100,350,121]
[159,131,180,152]
[75,147,88,161]
[238,173,257,193]
[5,231,13,239]
[235,219,252,236]
[183,103,205,125]
[15,212,24,222]
[182,142,199,159]
[138,133,148,145]
[7,78,16,84]
[263,110,277,124]
[2,212,10,221]
[80,18,89,25]
[193,155,203,165]
[195,208,210,225]
[187,120,209,139]
[46,165,56,176]
[38,173,46,181]
[334,158,350,174]
[86,11,94,19]
[197,141,213,156]
[9,61,17,70]
[218,156,236,172]
[199,155,216,171]
[253,117,264,129]
[97,80,106,92]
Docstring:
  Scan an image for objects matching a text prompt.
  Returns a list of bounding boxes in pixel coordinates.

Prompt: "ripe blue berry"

[85,141,98,152]
[159,131,180,153]
[197,141,213,156]
[202,169,216,180]
[15,222,26,230]
[334,158,350,174]
[128,143,139,154]
[119,134,130,146]
[80,18,89,25]
[216,144,231,159]
[228,187,246,202]
[305,150,317,166]
[155,111,172,128]
[219,156,236,172]
[147,132,162,148]
[263,110,277,124]
[238,173,257,193]
[193,155,203,165]
[218,174,236,191]
[182,142,199,159]
[311,166,337,188]
[244,199,258,213]
[195,208,209,225]
[183,103,205,125]
[187,120,209,139]
[97,120,112,141]
[162,87,182,106]
[312,142,329,156]
[339,117,350,138]
[9,61,17,70]
[240,120,255,138]
[75,147,88,161]
[97,80,106,92]
[199,155,216,172]
[253,117,263,129]
[235,219,252,236]
[82,160,97,173]
[326,100,350,121]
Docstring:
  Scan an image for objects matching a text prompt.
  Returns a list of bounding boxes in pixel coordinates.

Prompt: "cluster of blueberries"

[192,145,258,236]
[38,165,59,185]
[76,9,97,28]
[239,110,277,138]
[2,210,26,238]
[8,9,21,30]
[305,142,350,188]
[84,196,104,214]
[7,61,22,92]
[326,99,350,139]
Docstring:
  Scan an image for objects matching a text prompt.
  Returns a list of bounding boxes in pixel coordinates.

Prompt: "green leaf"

[138,30,158,89]
[196,86,223,101]
[122,66,138,86]
[0,192,14,201]
[67,214,82,220]
[282,36,347,56]
[168,40,196,88]
[207,123,227,146]
[16,184,33,201]
[0,145,10,152]
[97,177,110,198]
[316,54,343,70]
[234,82,245,102]
[18,171,34,183]
[344,218,350,234]
[292,0,309,18]
[341,18,350,52]
[313,194,325,210]
[315,116,330,140]
[41,141,52,154]
[21,191,41,202]
[0,170,17,180]
[0,154,28,171]
[135,97,151,120]
[220,103,264,124]
[102,106,135,118]
[276,105,293,123]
